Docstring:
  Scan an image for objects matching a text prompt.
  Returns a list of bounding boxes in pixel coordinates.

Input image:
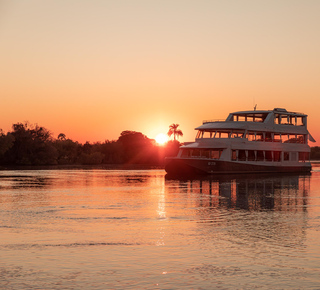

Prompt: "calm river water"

[1,166,320,289]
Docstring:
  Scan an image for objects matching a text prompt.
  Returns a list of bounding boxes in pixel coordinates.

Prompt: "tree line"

[0,122,181,166]
[311,147,320,160]
[0,122,319,167]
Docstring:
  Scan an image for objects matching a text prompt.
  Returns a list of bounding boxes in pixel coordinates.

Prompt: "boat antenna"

[253,96,257,111]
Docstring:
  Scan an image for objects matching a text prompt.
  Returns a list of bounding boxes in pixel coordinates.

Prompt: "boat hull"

[165,157,312,176]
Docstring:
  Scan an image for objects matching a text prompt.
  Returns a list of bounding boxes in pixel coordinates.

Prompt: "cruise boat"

[165,108,315,175]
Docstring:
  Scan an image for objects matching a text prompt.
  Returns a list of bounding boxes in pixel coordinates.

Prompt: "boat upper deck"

[197,108,308,134]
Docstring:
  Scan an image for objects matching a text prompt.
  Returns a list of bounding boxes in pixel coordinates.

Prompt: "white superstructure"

[165,108,315,175]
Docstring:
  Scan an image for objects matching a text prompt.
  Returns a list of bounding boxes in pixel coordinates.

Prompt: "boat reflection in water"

[164,172,315,289]
[165,173,310,211]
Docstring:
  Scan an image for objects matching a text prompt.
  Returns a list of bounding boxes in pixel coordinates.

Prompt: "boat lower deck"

[165,157,312,176]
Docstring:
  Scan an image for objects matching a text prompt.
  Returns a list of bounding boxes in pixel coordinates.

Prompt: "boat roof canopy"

[197,108,309,131]
[231,108,307,117]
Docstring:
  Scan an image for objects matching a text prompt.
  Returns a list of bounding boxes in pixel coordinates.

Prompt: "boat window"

[275,114,306,126]
[245,132,308,143]
[211,150,222,159]
[182,149,223,159]
[273,134,281,142]
[232,150,237,161]
[196,131,201,138]
[265,151,273,161]
[233,113,267,122]
[299,152,305,162]
[257,151,264,161]
[273,151,281,162]
[181,149,190,157]
[284,152,289,161]
[256,133,264,141]
[246,132,255,141]
[248,150,255,161]
[291,152,298,161]
[283,116,291,125]
[218,132,229,138]
[213,131,230,138]
[297,135,305,144]
[238,150,246,161]
[232,150,290,162]
[230,131,244,138]
[237,116,247,122]
[296,117,304,126]
[202,131,212,138]
[275,114,292,125]
[284,134,296,143]
[299,152,309,162]
[282,134,289,143]
[265,133,272,142]
[202,149,210,158]
[191,149,201,157]
[283,134,305,144]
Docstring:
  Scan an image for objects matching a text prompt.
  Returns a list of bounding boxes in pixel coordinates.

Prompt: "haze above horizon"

[1,0,319,145]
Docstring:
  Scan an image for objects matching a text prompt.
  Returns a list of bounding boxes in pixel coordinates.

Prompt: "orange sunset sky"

[1,0,319,145]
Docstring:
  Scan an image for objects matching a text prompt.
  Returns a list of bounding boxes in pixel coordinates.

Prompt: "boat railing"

[203,119,225,124]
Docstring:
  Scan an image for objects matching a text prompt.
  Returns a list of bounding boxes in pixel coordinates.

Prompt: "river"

[1,166,320,289]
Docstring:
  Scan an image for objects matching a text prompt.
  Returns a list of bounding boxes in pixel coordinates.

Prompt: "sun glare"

[155,133,168,145]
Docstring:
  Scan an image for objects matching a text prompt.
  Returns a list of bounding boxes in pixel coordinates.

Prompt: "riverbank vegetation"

[0,122,319,167]
[311,147,320,160]
[0,122,180,166]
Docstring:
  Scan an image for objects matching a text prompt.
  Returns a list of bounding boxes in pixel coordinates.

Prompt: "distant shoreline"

[0,162,319,171]
[0,164,165,171]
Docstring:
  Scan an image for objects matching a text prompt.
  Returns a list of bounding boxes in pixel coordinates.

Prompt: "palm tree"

[167,124,183,141]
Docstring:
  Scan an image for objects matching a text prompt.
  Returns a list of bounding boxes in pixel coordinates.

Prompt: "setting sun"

[155,133,168,145]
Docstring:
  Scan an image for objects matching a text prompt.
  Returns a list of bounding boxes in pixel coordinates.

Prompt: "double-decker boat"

[165,108,315,175]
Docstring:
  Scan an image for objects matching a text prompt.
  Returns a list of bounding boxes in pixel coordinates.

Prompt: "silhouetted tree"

[5,122,57,165]
[117,130,156,164]
[0,130,15,163]
[82,141,93,154]
[53,138,81,164]
[91,140,122,164]
[31,125,52,142]
[311,147,320,160]
[167,124,183,141]
[79,152,105,165]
